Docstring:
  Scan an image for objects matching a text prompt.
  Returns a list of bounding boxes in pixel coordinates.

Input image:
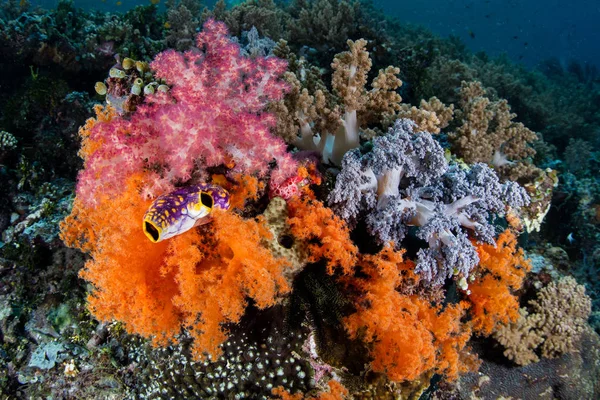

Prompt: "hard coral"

[76,19,296,206]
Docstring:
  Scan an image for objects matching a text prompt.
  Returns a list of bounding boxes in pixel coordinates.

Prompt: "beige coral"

[531,276,592,359]
[450,81,537,165]
[260,197,307,283]
[397,97,454,134]
[494,276,592,366]
[501,164,558,232]
[494,308,543,365]
[271,38,403,165]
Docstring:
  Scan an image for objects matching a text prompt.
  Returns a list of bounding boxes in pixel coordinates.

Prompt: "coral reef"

[74,19,296,206]
[1,0,599,398]
[272,36,402,165]
[130,306,313,398]
[469,230,530,336]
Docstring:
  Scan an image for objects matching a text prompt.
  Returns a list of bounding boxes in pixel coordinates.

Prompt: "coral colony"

[1,1,598,398]
[56,19,537,396]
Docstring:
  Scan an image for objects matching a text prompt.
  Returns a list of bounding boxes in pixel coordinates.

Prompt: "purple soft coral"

[328,119,529,285]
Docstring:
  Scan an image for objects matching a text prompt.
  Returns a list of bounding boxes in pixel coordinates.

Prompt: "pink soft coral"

[77,19,296,206]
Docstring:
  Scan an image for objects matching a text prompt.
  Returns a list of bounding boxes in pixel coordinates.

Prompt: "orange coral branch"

[287,197,358,275]
[469,230,530,336]
[61,174,291,359]
[344,246,475,382]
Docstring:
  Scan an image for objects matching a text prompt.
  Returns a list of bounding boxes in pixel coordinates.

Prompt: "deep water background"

[29,0,600,71]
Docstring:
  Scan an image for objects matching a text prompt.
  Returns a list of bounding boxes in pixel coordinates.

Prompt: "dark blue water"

[30,0,600,70]
[374,0,600,70]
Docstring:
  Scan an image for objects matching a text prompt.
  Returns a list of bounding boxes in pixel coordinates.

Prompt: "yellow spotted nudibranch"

[143,183,230,243]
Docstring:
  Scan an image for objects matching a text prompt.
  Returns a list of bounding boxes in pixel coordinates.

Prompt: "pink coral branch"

[76,19,296,205]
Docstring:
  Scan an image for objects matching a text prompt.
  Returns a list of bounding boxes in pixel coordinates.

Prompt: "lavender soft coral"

[329,119,529,285]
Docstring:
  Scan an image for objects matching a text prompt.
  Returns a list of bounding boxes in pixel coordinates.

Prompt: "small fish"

[469,30,476,39]
[116,1,122,5]
[567,233,575,244]
[524,42,528,46]
[164,21,171,29]
[143,183,230,243]
[150,0,160,4]
[512,36,519,39]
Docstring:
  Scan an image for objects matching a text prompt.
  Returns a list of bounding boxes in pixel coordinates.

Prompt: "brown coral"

[494,276,592,365]
[272,37,403,165]
[450,81,537,165]
[397,96,454,134]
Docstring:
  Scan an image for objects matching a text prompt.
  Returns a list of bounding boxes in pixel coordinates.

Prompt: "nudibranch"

[143,183,230,243]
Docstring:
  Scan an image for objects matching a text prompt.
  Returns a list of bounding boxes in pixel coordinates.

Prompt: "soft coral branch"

[76,19,296,206]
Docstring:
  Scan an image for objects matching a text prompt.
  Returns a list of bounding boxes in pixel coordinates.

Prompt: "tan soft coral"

[344,246,477,382]
[494,276,592,366]
[61,174,291,360]
[397,96,454,134]
[272,38,403,164]
[450,81,537,165]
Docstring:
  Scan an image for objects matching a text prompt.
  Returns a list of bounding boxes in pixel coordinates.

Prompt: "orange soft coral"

[287,197,358,275]
[225,172,265,210]
[272,379,349,400]
[77,104,118,161]
[167,209,291,358]
[60,175,291,359]
[468,230,530,336]
[61,174,181,344]
[344,246,475,382]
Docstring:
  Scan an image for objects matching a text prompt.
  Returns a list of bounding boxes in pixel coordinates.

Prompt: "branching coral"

[272,37,402,165]
[494,276,592,365]
[288,0,361,52]
[397,96,454,134]
[76,19,296,207]
[450,81,537,166]
[165,0,203,51]
[344,246,476,382]
[61,173,292,359]
[328,119,529,285]
[468,230,530,336]
[211,0,288,40]
[287,197,358,275]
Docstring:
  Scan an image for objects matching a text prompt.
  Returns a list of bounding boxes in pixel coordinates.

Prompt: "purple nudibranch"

[143,183,230,243]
